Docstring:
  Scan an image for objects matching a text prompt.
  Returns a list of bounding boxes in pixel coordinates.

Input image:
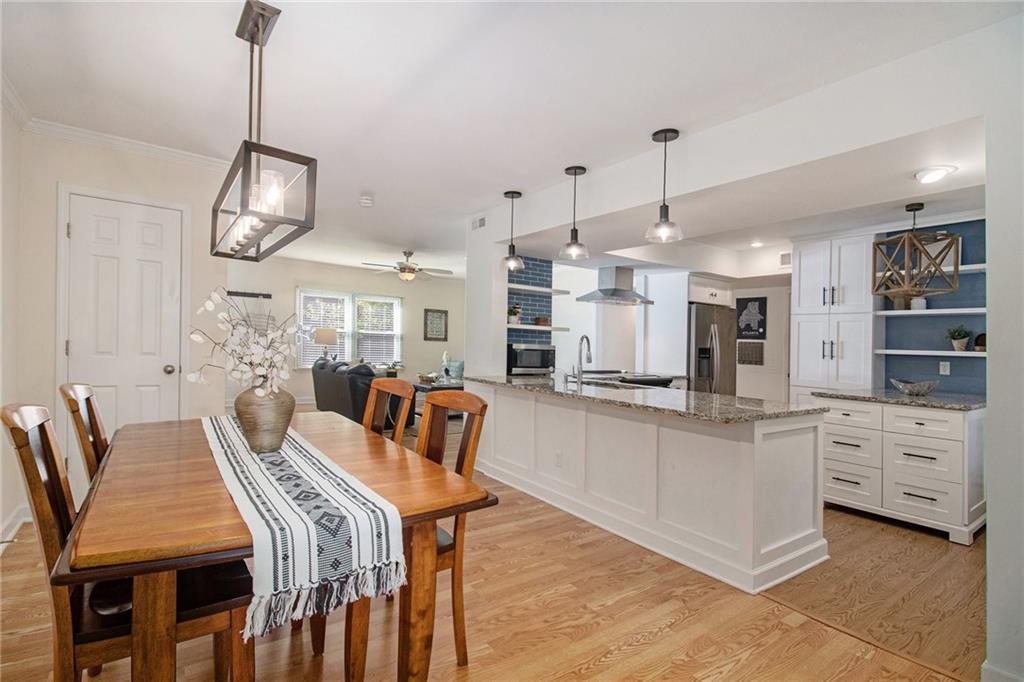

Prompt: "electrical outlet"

[939,361,951,376]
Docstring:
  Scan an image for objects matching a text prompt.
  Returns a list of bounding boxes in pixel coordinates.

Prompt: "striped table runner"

[203,416,406,639]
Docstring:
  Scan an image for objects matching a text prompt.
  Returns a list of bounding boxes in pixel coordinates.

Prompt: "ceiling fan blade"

[420,268,454,275]
[361,262,396,269]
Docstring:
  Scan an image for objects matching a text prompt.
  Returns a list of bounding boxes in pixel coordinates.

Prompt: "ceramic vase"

[234,387,296,453]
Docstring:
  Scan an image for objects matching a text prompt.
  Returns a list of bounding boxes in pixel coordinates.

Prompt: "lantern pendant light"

[558,166,589,260]
[645,128,683,243]
[501,190,526,272]
[210,0,318,262]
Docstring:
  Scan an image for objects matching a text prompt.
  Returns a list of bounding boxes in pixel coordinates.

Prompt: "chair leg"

[452,546,468,666]
[291,618,304,632]
[213,629,230,682]
[230,607,255,682]
[87,665,103,677]
[310,614,327,656]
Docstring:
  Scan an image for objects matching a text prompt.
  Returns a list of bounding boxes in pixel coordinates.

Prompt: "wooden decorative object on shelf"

[872,203,960,309]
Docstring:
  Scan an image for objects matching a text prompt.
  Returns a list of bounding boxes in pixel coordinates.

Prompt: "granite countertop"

[464,374,826,424]
[811,388,986,411]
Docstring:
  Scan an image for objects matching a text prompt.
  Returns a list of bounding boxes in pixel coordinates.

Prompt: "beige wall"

[225,256,465,404]
[734,285,790,403]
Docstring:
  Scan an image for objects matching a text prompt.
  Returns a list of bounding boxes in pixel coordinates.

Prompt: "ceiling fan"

[361,250,454,282]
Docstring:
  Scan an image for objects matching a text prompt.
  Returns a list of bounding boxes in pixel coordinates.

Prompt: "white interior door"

[66,194,182,452]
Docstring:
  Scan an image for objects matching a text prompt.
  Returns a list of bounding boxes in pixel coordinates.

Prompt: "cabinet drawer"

[824,424,882,468]
[825,460,881,508]
[884,432,963,484]
[883,405,964,441]
[819,399,882,430]
[883,471,964,525]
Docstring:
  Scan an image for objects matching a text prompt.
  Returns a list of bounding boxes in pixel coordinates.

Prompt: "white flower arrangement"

[187,287,296,398]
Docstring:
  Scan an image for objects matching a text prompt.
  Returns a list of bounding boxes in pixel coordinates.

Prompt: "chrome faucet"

[575,334,592,385]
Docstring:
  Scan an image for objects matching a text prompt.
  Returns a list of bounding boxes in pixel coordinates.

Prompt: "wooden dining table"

[51,411,498,681]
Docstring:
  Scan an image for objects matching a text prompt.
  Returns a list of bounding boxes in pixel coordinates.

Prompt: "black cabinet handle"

[831,286,836,305]
[822,287,827,306]
[903,452,937,461]
[831,476,861,486]
[841,412,852,417]
[914,421,926,426]
[822,340,827,359]
[830,340,835,360]
[903,491,937,502]
[832,440,861,448]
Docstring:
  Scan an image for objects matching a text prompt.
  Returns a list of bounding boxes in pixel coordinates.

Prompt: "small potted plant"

[946,324,972,352]
[508,304,522,325]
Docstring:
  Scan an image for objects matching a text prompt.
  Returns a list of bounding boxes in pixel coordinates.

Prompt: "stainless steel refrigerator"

[688,303,737,395]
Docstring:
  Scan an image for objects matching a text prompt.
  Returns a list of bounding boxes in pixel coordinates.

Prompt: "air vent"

[471,216,487,230]
[779,251,792,267]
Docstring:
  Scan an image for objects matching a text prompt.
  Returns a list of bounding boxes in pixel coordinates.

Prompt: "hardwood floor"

[766,504,986,681]
[0,422,977,680]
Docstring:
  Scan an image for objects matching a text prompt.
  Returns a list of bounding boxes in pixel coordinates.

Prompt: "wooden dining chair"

[1,403,255,682]
[58,384,109,481]
[361,377,415,443]
[415,390,488,666]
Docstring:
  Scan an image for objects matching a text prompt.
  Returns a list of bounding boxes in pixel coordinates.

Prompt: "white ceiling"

[3,3,1016,275]
[514,117,986,263]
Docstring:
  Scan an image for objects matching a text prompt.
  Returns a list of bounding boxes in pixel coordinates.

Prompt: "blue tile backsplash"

[883,219,986,395]
[508,256,553,345]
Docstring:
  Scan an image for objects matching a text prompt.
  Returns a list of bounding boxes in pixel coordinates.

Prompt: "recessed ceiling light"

[750,241,764,248]
[915,166,957,184]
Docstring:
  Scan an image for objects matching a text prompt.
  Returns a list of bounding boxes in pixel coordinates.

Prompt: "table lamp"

[313,328,338,358]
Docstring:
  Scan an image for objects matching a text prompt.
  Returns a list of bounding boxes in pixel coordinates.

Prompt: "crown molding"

[22,118,232,172]
[1,74,31,127]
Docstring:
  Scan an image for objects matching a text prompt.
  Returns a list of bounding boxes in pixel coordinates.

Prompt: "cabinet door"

[792,241,831,315]
[790,314,830,388]
[828,313,873,390]
[829,235,873,314]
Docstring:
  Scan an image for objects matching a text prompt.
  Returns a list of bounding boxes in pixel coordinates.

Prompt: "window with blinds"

[295,288,402,368]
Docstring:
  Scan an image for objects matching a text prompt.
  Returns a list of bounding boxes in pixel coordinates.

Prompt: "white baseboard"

[0,505,31,556]
[982,661,1024,682]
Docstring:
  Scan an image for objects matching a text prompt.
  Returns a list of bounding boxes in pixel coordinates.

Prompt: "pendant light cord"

[572,173,577,229]
[509,195,515,244]
[662,138,668,205]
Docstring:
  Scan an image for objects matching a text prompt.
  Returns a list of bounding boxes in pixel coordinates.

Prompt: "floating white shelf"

[874,349,987,358]
[874,307,987,317]
[507,323,570,332]
[507,283,571,296]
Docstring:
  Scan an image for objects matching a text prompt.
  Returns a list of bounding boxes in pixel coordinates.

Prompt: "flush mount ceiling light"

[645,128,684,244]
[558,166,589,260]
[750,241,764,248]
[501,190,526,272]
[872,202,960,308]
[211,0,317,262]
[915,165,958,184]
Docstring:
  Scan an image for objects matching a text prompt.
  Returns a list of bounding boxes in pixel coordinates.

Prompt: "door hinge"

[66,222,71,238]
[65,339,70,356]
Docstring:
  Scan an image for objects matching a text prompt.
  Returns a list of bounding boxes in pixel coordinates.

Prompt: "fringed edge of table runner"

[246,558,407,639]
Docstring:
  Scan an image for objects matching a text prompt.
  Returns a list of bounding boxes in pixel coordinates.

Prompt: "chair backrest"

[415,391,487,479]
[58,383,109,481]
[1,404,77,573]
[362,378,415,443]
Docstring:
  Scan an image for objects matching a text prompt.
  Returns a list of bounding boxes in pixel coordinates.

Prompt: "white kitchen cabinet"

[828,313,874,389]
[792,235,873,315]
[688,276,734,308]
[790,315,830,388]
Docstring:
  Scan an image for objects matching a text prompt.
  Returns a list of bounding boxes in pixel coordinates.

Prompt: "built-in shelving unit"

[874,307,987,317]
[507,283,570,296]
[874,349,987,358]
[507,323,569,332]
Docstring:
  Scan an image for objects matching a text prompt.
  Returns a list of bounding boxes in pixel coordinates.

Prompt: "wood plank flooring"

[0,422,980,680]
[766,504,985,681]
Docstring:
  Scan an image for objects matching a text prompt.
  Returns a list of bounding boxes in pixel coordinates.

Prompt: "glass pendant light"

[501,190,526,272]
[558,166,589,260]
[645,128,683,243]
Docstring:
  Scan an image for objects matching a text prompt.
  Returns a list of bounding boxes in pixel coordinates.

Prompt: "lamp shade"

[313,327,339,346]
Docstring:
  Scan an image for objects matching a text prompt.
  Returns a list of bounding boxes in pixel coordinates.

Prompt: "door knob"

[163,364,176,375]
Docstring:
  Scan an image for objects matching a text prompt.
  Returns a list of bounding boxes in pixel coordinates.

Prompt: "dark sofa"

[311,358,414,429]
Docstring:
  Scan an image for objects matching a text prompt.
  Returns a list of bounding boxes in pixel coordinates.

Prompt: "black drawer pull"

[831,476,861,486]
[914,421,926,426]
[841,412,852,417]
[903,452,937,461]
[903,491,937,502]
[832,440,861,448]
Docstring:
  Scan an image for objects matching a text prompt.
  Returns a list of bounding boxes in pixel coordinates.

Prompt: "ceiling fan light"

[398,271,416,281]
[645,205,683,243]
[915,165,957,184]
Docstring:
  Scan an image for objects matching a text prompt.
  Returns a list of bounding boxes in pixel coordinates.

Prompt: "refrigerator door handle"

[709,323,720,394]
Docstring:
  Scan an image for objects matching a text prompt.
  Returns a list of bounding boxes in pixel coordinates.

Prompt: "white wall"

[734,285,790,402]
[226,256,465,404]
[466,18,1023,678]
[636,271,689,376]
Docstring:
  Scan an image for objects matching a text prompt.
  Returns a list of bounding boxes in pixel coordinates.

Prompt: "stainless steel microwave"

[507,343,556,375]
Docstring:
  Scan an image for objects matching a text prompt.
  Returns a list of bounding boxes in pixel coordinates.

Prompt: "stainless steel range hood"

[576,266,653,305]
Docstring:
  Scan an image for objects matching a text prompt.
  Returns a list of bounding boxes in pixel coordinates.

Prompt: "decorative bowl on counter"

[890,378,939,396]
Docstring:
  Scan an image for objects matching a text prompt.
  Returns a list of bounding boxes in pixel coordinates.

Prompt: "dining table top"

[52,411,496,585]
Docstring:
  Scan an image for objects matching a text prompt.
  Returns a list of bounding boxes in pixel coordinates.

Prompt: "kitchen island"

[465,374,829,593]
